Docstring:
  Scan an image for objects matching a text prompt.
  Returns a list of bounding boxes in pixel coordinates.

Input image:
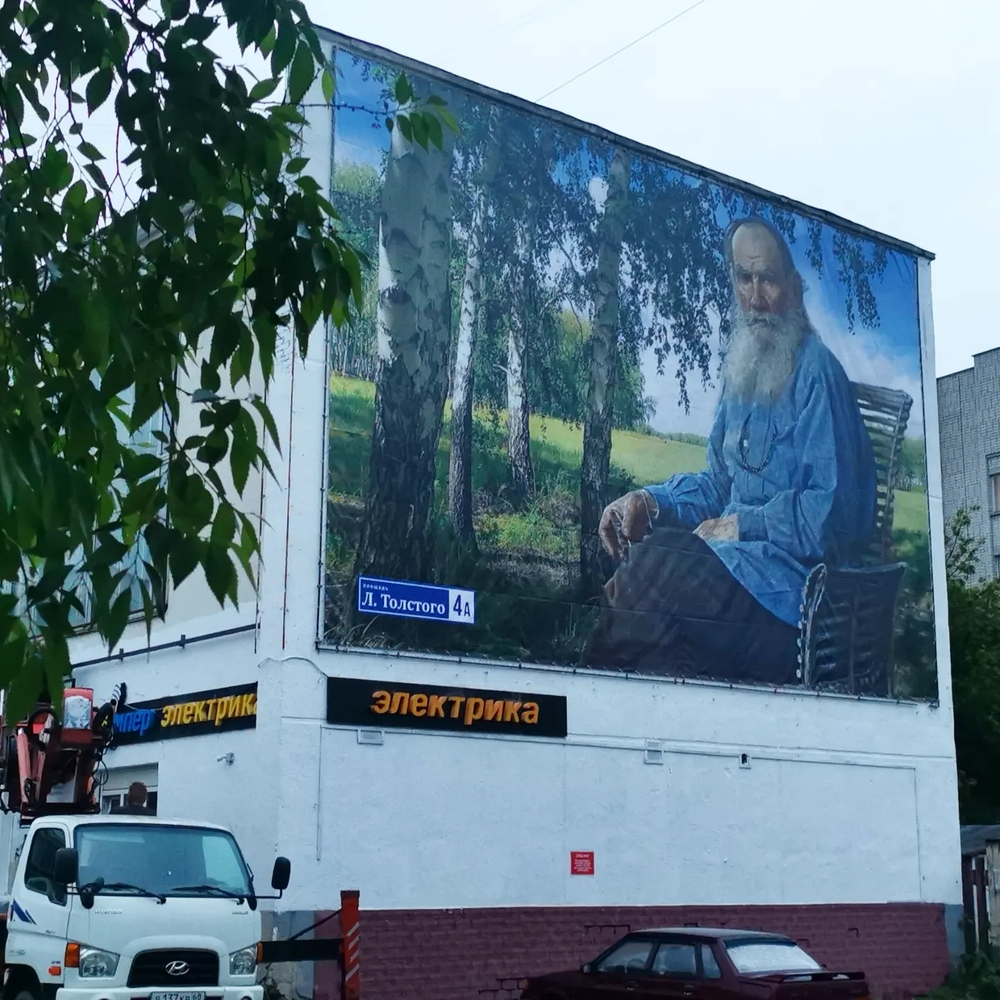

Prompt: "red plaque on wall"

[570,851,595,875]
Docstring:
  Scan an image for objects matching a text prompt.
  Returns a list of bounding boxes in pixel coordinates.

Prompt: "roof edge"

[314,26,935,263]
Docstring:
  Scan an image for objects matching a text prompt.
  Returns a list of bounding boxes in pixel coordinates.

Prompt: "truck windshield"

[724,941,822,974]
[75,824,252,897]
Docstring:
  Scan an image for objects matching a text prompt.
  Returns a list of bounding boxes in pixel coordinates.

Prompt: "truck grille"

[127,949,220,988]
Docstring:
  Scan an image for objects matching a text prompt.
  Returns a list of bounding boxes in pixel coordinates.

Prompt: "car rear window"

[724,941,822,974]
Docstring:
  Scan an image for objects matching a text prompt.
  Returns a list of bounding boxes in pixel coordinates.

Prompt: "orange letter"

[464,698,485,726]
[503,701,521,723]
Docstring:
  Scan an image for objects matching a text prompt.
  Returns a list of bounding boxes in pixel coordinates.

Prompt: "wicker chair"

[797,382,913,697]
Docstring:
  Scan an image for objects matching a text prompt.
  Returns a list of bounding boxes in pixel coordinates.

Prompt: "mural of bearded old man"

[583,217,878,685]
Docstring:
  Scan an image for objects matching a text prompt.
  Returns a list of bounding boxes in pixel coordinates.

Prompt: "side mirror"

[580,963,592,975]
[53,848,79,886]
[270,857,290,892]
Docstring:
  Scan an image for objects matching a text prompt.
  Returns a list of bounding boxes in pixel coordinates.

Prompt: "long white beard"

[722,304,810,404]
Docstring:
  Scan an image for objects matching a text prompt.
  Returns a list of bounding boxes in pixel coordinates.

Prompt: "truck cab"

[0,814,289,1000]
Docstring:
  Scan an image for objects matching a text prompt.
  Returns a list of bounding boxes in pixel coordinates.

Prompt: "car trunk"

[747,970,870,1000]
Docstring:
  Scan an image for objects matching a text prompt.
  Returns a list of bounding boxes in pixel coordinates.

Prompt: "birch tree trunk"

[580,148,631,597]
[506,310,534,503]
[354,94,458,588]
[506,217,536,505]
[448,143,498,546]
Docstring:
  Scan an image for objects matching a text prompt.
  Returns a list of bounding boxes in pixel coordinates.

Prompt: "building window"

[992,472,1000,514]
[994,555,1000,579]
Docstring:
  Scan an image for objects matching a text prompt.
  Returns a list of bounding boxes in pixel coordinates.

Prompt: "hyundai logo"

[165,961,190,977]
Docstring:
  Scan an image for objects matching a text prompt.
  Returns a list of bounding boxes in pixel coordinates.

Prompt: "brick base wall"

[312,902,949,1000]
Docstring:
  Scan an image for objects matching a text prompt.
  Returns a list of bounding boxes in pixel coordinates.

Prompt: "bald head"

[729,221,801,319]
[722,220,811,404]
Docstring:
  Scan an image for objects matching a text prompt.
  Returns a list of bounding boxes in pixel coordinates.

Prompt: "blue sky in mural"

[331,49,924,440]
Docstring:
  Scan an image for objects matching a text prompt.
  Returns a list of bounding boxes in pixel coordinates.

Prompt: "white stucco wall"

[64,37,961,923]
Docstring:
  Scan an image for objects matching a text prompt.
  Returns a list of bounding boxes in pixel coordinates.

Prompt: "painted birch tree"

[353,78,459,586]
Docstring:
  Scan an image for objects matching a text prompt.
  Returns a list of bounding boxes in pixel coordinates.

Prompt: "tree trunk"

[448,226,481,543]
[506,213,536,505]
[506,311,534,503]
[353,91,458,588]
[448,143,498,547]
[580,148,631,597]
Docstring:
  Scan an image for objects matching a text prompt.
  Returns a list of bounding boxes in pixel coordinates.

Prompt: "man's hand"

[598,489,658,560]
[694,514,739,542]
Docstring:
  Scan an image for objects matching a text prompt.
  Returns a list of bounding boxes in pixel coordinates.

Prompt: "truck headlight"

[229,946,257,976]
[78,946,120,978]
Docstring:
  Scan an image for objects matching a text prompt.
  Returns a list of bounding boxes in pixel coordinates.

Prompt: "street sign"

[356,575,476,625]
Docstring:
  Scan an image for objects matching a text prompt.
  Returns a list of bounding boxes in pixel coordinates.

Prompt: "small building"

[938,346,1000,578]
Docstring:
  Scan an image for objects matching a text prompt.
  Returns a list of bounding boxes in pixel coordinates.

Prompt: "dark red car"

[520,927,870,1000]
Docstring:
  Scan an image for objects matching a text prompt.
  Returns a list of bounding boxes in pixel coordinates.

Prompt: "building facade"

[938,346,1000,580]
[65,30,962,1000]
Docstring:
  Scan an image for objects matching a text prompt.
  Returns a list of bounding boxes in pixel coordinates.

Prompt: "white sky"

[301,0,999,379]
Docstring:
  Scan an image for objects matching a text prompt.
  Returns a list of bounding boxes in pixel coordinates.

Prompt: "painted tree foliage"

[323,44,933,699]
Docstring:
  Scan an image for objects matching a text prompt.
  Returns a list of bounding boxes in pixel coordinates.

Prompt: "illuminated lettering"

[484,699,503,721]
[522,702,539,724]
[371,691,390,714]
[205,698,217,720]
[215,699,229,725]
[193,701,207,723]
[389,692,409,714]
[427,695,446,718]
[161,706,176,726]
[243,693,256,717]
[448,696,465,719]
[464,698,484,726]
[410,694,428,717]
[503,701,521,723]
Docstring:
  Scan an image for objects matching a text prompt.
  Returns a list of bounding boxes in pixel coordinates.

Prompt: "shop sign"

[326,676,567,738]
[113,682,258,745]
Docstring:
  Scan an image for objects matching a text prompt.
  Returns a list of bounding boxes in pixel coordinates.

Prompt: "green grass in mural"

[893,487,928,535]
[327,373,929,542]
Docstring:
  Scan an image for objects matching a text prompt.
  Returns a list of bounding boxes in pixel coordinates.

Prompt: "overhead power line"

[535,0,714,102]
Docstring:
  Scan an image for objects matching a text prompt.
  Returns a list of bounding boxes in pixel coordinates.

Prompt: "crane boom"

[0,682,126,819]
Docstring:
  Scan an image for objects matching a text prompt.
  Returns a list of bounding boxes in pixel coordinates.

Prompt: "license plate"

[149,992,206,1000]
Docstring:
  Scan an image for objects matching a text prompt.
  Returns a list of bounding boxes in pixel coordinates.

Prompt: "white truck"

[0,813,291,1000]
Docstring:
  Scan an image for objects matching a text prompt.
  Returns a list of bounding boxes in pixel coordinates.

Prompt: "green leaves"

[288,41,314,104]
[86,67,114,114]
[0,0,457,702]
[394,72,413,105]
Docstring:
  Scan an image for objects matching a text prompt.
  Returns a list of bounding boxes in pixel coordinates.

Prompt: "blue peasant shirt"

[644,333,878,626]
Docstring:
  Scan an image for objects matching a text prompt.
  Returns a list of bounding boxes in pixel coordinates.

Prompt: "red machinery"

[0,683,127,818]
